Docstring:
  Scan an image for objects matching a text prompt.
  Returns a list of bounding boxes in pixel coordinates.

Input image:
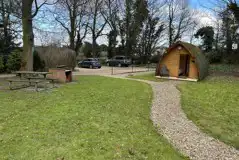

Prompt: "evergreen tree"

[195,26,214,52]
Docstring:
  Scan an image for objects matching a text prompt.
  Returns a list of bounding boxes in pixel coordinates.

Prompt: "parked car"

[106,56,131,67]
[78,58,101,69]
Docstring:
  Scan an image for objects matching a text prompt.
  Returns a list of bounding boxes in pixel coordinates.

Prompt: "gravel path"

[108,75,239,160]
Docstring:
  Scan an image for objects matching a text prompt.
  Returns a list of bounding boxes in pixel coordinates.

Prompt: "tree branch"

[32,0,59,18]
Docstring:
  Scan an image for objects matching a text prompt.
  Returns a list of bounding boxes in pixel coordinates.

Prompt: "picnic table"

[15,71,52,79]
[7,71,57,91]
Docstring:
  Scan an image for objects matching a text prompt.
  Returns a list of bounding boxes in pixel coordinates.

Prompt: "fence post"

[111,66,113,75]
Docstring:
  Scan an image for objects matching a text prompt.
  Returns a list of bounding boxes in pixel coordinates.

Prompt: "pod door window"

[178,54,190,77]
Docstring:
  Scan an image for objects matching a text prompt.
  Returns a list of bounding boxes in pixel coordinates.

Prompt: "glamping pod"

[155,41,209,81]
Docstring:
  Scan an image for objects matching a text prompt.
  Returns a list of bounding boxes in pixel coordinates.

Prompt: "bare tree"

[87,0,108,57]
[53,0,88,54]
[137,0,165,63]
[166,0,195,46]
[35,28,66,47]
[103,0,119,58]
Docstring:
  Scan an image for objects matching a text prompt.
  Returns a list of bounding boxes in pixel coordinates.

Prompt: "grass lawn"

[128,72,164,82]
[178,76,239,149]
[0,76,186,160]
[209,64,239,73]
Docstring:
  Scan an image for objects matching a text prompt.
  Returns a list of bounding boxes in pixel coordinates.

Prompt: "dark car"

[78,58,101,69]
[106,56,131,67]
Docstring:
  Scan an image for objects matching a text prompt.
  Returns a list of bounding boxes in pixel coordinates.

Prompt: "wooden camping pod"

[155,41,209,81]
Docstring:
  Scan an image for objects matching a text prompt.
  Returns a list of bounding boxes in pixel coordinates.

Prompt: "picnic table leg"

[9,81,12,90]
[44,81,47,90]
[28,78,31,86]
[35,82,38,92]
[52,80,55,88]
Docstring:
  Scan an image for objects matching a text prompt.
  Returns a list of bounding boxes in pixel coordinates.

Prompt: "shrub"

[33,50,45,71]
[6,50,21,72]
[223,53,239,64]
[35,46,76,70]
[205,51,222,64]
[0,56,4,73]
[98,57,107,65]
[150,54,160,63]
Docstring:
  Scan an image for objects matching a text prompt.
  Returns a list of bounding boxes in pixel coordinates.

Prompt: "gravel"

[149,81,239,160]
[109,75,239,160]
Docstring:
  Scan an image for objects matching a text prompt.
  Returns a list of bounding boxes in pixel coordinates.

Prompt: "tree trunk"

[215,23,219,51]
[226,17,232,55]
[69,5,76,51]
[169,22,173,46]
[92,3,97,58]
[21,0,34,71]
[92,36,97,57]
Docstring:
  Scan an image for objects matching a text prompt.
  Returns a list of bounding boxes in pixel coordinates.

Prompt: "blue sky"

[190,0,239,9]
[189,0,215,9]
[190,0,203,8]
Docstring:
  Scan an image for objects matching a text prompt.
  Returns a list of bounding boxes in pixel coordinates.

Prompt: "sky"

[189,0,222,8]
[33,0,226,46]
[190,0,204,8]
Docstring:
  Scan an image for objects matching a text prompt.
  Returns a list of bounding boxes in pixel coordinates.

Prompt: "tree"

[104,0,118,58]
[53,0,88,54]
[118,0,149,57]
[166,0,194,46]
[87,0,108,57]
[21,0,57,71]
[0,0,20,56]
[219,9,237,54]
[81,41,100,57]
[227,0,239,23]
[137,0,165,63]
[107,30,117,58]
[195,26,214,52]
[21,0,45,70]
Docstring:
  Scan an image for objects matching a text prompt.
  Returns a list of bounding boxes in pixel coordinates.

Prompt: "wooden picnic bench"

[7,71,58,91]
[25,77,58,87]
[7,79,45,91]
[15,71,51,79]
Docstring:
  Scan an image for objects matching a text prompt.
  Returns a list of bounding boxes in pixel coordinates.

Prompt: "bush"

[150,54,160,63]
[223,53,239,64]
[35,46,76,70]
[6,50,21,72]
[0,56,4,73]
[98,57,108,65]
[33,51,45,71]
[205,51,222,64]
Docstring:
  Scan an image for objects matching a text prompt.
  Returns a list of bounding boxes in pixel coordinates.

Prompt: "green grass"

[209,64,239,73]
[178,77,239,149]
[128,72,164,82]
[0,76,186,160]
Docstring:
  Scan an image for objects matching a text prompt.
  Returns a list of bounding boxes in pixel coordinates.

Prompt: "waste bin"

[49,66,72,83]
